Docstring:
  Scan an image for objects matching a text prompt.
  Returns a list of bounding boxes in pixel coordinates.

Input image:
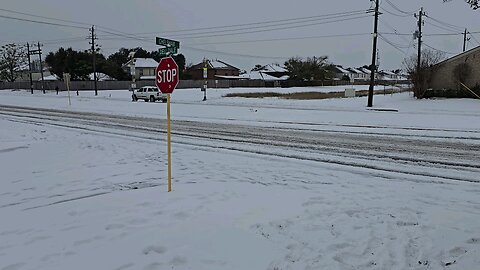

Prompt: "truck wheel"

[162,99,167,103]
[150,96,155,102]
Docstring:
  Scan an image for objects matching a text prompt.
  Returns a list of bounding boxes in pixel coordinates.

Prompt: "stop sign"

[155,56,179,94]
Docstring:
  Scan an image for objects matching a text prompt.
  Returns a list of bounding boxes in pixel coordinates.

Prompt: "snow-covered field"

[1,87,480,270]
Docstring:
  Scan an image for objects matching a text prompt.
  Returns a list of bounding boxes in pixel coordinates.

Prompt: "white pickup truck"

[132,86,167,103]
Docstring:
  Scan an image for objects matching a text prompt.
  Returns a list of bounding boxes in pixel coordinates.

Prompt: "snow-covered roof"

[190,59,239,71]
[348,68,365,74]
[123,58,159,68]
[381,70,397,76]
[89,72,115,81]
[40,75,59,81]
[239,71,289,81]
[335,66,350,74]
[214,75,247,80]
[139,75,156,80]
[209,60,229,69]
[261,64,288,73]
[359,68,371,74]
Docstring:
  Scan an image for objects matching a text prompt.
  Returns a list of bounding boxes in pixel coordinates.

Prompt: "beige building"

[122,58,159,80]
[429,46,480,91]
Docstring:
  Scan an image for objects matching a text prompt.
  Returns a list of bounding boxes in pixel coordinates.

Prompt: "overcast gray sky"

[1,0,478,71]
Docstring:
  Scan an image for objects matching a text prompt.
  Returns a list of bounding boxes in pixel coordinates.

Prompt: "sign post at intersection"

[155,56,179,192]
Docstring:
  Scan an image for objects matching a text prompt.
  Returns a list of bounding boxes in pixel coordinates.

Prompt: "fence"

[0,79,409,91]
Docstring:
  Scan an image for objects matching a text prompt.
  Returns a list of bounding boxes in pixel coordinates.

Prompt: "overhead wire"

[95,13,373,40]
[123,10,370,36]
[384,0,416,15]
[379,7,413,17]
[0,14,89,30]
[0,7,91,27]
[423,42,457,55]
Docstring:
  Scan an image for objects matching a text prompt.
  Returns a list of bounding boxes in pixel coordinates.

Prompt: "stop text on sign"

[157,68,177,84]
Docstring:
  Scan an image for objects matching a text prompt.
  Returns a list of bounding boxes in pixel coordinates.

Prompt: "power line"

[384,0,416,15]
[0,14,89,30]
[423,43,457,55]
[110,10,369,36]
[379,34,407,54]
[379,7,413,17]
[0,8,91,26]
[470,33,480,46]
[96,13,372,40]
[190,33,372,45]
[425,20,463,33]
[183,46,289,60]
[424,15,464,31]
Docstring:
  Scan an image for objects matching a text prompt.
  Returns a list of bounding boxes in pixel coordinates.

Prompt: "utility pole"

[26,43,33,94]
[463,28,470,52]
[367,0,379,108]
[416,8,424,76]
[90,26,98,96]
[202,58,208,101]
[37,42,45,94]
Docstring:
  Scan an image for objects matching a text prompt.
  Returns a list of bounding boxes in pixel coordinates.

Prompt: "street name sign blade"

[158,47,178,55]
[156,57,179,94]
[156,37,180,48]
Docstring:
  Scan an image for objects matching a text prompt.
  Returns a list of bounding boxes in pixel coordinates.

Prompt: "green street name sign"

[158,47,178,55]
[156,37,180,48]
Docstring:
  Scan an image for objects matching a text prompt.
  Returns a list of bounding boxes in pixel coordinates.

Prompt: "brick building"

[187,59,240,80]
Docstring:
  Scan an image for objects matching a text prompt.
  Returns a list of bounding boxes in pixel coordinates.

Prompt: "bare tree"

[403,49,445,98]
[443,0,479,9]
[0,43,27,82]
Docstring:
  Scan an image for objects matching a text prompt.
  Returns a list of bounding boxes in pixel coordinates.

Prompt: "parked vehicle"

[132,86,167,103]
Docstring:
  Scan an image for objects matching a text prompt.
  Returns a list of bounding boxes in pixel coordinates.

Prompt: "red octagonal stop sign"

[155,56,179,94]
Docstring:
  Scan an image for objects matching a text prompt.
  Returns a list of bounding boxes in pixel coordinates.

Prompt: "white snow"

[1,86,480,270]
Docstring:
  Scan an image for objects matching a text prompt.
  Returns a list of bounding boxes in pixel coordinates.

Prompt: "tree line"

[0,44,187,82]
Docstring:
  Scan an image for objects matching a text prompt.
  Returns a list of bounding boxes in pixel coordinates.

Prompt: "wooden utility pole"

[37,42,45,94]
[416,8,424,76]
[90,26,98,96]
[463,28,470,52]
[367,0,379,108]
[26,43,33,94]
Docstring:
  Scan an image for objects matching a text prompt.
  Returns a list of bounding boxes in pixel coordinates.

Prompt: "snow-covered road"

[1,104,479,183]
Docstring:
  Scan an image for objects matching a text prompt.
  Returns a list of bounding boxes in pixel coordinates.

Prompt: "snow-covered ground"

[1,87,480,270]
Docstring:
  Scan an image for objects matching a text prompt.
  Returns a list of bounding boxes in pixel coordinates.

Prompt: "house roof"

[359,67,371,74]
[347,67,365,74]
[239,71,290,81]
[190,59,239,71]
[41,75,59,81]
[89,72,115,81]
[123,58,159,68]
[334,65,350,74]
[258,64,288,73]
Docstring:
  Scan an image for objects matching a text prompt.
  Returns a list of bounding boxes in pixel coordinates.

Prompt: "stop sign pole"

[156,56,179,192]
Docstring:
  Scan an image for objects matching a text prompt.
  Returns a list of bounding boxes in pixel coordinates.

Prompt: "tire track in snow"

[1,105,479,184]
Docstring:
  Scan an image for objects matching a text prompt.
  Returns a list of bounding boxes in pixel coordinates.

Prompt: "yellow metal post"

[167,93,172,192]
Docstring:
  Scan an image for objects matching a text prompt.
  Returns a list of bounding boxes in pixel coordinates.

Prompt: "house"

[347,68,369,81]
[188,59,240,80]
[429,45,480,91]
[253,64,289,78]
[122,58,159,80]
[333,65,352,81]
